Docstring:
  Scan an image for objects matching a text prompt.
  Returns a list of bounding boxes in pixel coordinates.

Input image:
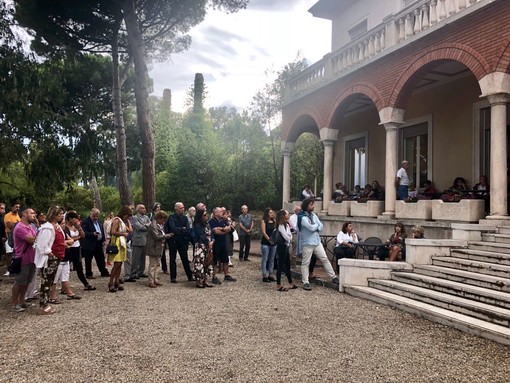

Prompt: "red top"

[52,226,66,260]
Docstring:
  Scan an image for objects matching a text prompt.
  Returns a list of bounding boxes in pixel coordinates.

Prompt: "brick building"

[281,0,510,231]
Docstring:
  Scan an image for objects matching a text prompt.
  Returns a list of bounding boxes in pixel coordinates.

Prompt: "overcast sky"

[149,0,331,112]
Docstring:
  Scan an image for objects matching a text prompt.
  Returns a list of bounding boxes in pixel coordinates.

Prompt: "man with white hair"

[81,208,109,279]
[130,204,151,279]
[237,205,253,262]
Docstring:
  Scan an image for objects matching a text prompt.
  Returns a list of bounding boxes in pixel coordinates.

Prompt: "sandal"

[108,284,117,293]
[289,285,298,289]
[195,283,205,288]
[84,285,96,291]
[38,306,55,315]
[277,286,288,292]
[115,283,124,291]
[203,283,214,288]
[48,299,62,304]
[148,283,157,288]
[67,295,82,300]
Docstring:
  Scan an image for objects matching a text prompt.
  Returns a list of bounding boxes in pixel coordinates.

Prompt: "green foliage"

[290,133,324,199]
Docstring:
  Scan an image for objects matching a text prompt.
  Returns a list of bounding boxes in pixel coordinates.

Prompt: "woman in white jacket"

[275,210,297,292]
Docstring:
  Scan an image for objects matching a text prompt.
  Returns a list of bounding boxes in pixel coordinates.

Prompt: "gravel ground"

[1,258,510,383]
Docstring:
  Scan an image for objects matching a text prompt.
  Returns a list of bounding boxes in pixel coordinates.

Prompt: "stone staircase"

[344,226,510,345]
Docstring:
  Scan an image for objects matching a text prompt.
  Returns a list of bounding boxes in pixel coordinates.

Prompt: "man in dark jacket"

[164,202,193,283]
[81,208,109,279]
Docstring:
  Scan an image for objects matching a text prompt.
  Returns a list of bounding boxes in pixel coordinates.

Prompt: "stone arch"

[389,43,491,109]
[326,83,384,127]
[282,106,322,143]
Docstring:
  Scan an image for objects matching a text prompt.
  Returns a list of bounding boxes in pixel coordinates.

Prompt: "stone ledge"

[338,258,412,292]
[406,239,468,265]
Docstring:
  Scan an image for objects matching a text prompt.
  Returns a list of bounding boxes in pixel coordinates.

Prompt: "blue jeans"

[261,244,276,277]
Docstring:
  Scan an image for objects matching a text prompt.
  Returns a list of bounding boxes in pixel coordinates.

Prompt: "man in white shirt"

[396,160,410,200]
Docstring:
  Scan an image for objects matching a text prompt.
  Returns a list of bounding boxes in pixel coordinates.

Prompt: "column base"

[482,215,510,226]
[379,212,395,220]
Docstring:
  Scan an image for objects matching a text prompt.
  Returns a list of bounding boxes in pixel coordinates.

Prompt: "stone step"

[498,226,510,235]
[450,248,510,266]
[391,271,510,309]
[344,285,510,345]
[468,241,510,254]
[432,256,510,278]
[413,264,510,292]
[482,233,510,244]
[368,279,510,326]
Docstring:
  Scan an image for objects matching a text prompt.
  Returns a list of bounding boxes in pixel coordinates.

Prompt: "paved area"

[1,249,509,382]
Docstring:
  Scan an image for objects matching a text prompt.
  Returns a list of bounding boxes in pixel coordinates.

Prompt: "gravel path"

[1,259,509,383]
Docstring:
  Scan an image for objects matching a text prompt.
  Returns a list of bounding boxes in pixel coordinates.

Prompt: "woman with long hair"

[260,207,277,283]
[108,206,132,292]
[63,211,95,291]
[334,221,359,271]
[387,222,407,261]
[192,209,215,288]
[35,205,65,315]
[275,210,296,292]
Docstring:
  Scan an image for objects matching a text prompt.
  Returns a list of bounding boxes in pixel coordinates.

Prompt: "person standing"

[0,202,6,279]
[299,198,339,291]
[4,202,20,276]
[108,206,132,292]
[260,208,277,283]
[129,204,151,280]
[81,208,109,279]
[274,210,297,292]
[146,210,172,288]
[237,205,253,262]
[396,160,410,200]
[164,202,193,283]
[11,207,37,312]
[209,207,237,283]
[192,209,214,288]
[35,205,65,315]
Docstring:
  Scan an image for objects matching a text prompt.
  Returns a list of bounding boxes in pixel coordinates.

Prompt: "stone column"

[479,72,510,221]
[379,107,404,218]
[487,94,510,218]
[320,128,339,212]
[281,141,295,205]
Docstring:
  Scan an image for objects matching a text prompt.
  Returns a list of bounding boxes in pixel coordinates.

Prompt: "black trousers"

[239,235,251,260]
[334,246,356,272]
[168,240,192,281]
[83,241,109,277]
[67,247,88,287]
[276,243,293,285]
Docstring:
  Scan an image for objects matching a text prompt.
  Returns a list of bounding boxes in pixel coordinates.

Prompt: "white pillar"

[319,128,339,212]
[379,108,405,218]
[281,141,295,205]
[487,94,510,219]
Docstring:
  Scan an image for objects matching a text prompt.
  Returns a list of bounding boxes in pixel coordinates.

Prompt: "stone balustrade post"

[320,128,339,212]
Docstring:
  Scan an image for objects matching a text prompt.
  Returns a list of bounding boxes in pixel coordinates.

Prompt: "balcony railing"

[284,0,491,104]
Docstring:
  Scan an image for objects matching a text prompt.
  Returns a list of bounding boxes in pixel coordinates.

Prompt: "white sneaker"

[3,271,9,277]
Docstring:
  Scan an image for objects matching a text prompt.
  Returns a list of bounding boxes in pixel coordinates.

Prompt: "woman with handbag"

[192,209,215,288]
[146,210,173,288]
[107,206,132,293]
[275,210,296,292]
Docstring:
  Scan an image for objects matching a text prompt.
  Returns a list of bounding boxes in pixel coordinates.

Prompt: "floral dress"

[193,223,214,281]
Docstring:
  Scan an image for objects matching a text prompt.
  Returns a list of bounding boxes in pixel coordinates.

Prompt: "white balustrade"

[284,0,489,103]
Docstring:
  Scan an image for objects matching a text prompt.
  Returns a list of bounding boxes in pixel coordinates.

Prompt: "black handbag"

[106,243,119,255]
[8,256,22,274]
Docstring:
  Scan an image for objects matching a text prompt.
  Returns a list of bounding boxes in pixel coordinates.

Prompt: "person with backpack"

[299,198,339,291]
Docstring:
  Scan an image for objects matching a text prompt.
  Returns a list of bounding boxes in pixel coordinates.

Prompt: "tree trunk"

[122,0,155,208]
[111,22,133,206]
[90,174,103,211]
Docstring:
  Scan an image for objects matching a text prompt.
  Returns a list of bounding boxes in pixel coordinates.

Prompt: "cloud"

[247,0,302,12]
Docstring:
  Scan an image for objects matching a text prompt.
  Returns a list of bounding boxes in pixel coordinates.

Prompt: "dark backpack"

[7,222,19,248]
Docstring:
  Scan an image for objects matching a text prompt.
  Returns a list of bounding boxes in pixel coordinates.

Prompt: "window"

[346,137,366,190]
[401,122,428,188]
[348,19,367,41]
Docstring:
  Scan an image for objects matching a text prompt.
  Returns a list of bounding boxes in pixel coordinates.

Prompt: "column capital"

[281,141,295,156]
[479,72,510,98]
[487,93,510,106]
[378,107,404,125]
[319,127,339,142]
